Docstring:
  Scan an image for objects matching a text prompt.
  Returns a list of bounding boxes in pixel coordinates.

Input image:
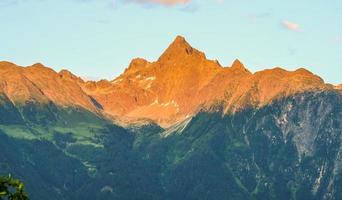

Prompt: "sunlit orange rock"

[0,36,335,127]
[80,36,331,126]
[337,84,342,91]
[0,61,98,112]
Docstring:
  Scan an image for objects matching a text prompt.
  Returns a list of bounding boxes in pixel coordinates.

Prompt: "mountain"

[0,61,98,111]
[0,36,334,127]
[0,61,108,144]
[1,36,342,200]
[79,36,331,126]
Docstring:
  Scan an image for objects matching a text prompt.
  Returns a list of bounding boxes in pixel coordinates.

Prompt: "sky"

[0,0,341,84]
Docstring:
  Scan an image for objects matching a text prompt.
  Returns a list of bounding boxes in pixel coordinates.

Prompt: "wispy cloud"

[180,2,199,12]
[123,0,191,6]
[247,12,272,24]
[119,0,222,10]
[3,0,219,10]
[282,20,300,32]
[2,0,191,7]
[331,35,341,44]
[0,0,24,7]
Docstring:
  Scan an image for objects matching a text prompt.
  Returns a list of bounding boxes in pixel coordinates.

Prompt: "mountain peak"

[231,59,244,69]
[162,35,193,55]
[230,59,250,74]
[31,63,45,68]
[0,61,18,71]
[158,35,205,63]
[0,61,16,67]
[173,35,187,44]
[294,68,314,76]
[124,58,149,75]
[59,69,84,83]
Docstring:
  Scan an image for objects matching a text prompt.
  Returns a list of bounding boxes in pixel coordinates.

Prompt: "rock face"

[0,61,97,111]
[79,36,331,126]
[337,84,342,91]
[0,36,335,126]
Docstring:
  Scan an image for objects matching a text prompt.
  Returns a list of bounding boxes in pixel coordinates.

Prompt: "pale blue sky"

[0,0,341,84]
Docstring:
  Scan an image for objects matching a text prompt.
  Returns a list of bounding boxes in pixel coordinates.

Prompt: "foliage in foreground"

[0,175,29,200]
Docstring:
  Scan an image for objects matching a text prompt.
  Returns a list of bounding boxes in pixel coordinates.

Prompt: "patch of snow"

[150,98,159,106]
[161,102,170,107]
[145,81,153,89]
[145,76,156,81]
[138,76,156,90]
[149,99,179,109]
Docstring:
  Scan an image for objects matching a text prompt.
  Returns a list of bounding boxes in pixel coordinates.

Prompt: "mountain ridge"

[0,36,338,127]
[0,61,100,113]
[2,37,342,200]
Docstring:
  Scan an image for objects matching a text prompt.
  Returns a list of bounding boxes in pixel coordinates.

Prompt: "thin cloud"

[0,0,24,7]
[3,0,191,7]
[180,2,199,12]
[331,35,341,44]
[124,0,191,6]
[248,12,272,24]
[282,20,300,32]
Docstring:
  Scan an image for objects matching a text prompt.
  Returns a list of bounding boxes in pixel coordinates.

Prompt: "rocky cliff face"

[0,36,334,127]
[0,61,98,111]
[78,36,332,126]
[0,61,107,126]
[337,84,342,91]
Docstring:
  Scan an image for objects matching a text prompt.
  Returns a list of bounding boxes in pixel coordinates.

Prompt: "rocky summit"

[0,36,342,200]
[79,36,333,126]
[0,36,336,127]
